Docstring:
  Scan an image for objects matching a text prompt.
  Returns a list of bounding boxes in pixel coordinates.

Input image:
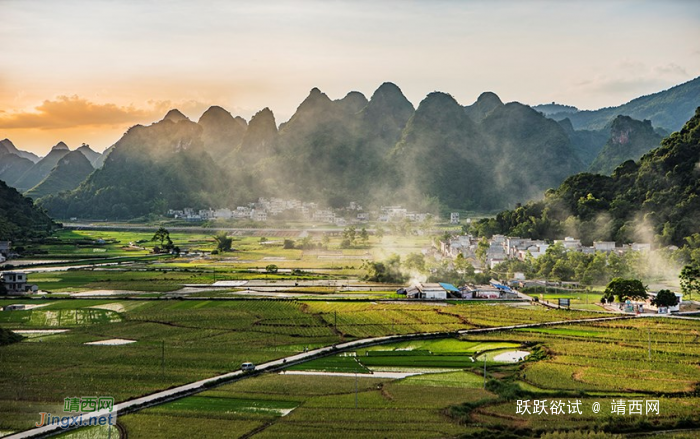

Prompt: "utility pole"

[483,354,487,389]
[648,328,651,361]
[161,340,165,377]
[334,311,337,330]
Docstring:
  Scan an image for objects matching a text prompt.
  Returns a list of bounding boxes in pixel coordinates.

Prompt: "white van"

[241,362,256,371]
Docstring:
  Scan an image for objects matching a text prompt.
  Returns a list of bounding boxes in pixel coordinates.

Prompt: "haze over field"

[1,0,699,154]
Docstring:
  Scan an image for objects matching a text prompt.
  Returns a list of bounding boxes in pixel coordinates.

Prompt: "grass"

[398,370,486,388]
[287,355,370,373]
[121,373,489,439]
[159,395,299,415]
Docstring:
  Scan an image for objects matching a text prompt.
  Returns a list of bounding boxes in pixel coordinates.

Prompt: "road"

[4,312,647,439]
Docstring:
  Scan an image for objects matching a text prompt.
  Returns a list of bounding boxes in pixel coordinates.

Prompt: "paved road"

[4,313,642,439]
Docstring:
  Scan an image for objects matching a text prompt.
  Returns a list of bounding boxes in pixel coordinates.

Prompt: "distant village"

[167,198,438,226]
[438,234,652,270]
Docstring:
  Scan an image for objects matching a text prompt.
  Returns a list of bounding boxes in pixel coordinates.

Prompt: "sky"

[1,0,699,155]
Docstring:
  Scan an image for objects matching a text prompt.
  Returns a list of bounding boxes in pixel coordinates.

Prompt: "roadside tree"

[604,278,647,302]
[680,265,700,300]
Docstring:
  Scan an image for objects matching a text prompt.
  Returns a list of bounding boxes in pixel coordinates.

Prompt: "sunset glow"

[1,0,699,155]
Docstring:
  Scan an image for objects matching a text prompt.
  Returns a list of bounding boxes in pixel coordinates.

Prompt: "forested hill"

[0,179,56,241]
[544,76,700,132]
[473,107,700,247]
[39,83,585,218]
[588,115,663,175]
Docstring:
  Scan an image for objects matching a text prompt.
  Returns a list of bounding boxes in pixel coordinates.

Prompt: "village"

[438,234,652,270]
[166,198,437,226]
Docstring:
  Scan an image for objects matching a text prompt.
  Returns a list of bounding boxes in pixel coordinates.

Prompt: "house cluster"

[1,271,38,295]
[440,234,652,269]
[167,199,436,225]
[167,198,358,224]
[398,280,518,300]
[376,206,434,223]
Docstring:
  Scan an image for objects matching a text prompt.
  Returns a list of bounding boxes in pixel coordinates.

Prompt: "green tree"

[604,278,647,302]
[151,227,173,251]
[213,232,233,252]
[0,282,7,296]
[343,226,357,245]
[551,259,575,281]
[298,236,314,249]
[582,252,609,285]
[680,265,700,300]
[283,239,296,249]
[650,289,679,308]
[361,255,405,283]
[359,227,369,246]
[265,264,278,274]
[454,253,475,277]
[403,253,426,273]
[476,238,489,267]
[375,226,385,240]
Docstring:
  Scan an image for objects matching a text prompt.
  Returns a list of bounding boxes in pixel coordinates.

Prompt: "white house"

[0,241,12,256]
[312,210,335,223]
[593,241,616,252]
[418,283,447,300]
[213,208,233,220]
[555,237,582,251]
[1,272,37,294]
[631,242,651,252]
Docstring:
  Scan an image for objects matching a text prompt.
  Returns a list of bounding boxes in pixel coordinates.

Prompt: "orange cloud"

[0,95,155,130]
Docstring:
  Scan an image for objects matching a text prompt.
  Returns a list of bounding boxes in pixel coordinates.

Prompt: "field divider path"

[7,314,640,439]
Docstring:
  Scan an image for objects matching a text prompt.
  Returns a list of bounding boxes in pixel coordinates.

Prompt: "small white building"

[0,241,12,256]
[593,241,616,252]
[254,210,268,222]
[312,210,335,224]
[419,283,447,300]
[450,212,460,224]
[213,208,233,220]
[555,237,581,251]
[631,242,651,252]
[1,272,37,294]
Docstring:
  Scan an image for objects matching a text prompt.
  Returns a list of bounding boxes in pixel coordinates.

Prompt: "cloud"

[653,63,687,77]
[0,95,155,129]
[575,61,691,98]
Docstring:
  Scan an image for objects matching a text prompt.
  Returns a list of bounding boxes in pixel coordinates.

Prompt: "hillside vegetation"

[473,107,700,247]
[0,179,56,241]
